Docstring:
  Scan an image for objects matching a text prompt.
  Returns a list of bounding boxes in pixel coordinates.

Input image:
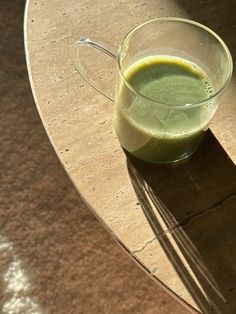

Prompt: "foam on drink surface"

[114,55,215,162]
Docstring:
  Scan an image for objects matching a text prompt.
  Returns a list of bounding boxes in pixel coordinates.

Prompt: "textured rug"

[0,1,189,313]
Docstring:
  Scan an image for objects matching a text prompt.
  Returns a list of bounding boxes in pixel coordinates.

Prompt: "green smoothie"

[114,55,215,162]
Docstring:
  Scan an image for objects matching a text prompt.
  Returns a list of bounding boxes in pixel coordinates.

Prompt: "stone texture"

[127,131,236,313]
[24,0,236,313]
[0,1,189,313]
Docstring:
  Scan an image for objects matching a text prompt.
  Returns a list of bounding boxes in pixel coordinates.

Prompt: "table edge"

[23,2,199,312]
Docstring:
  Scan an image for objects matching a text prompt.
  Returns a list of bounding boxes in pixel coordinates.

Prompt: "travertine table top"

[24,1,236,313]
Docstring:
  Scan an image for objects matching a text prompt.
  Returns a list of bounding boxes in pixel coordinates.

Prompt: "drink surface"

[115,55,215,162]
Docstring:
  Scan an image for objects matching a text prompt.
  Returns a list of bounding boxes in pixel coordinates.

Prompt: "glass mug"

[74,18,233,163]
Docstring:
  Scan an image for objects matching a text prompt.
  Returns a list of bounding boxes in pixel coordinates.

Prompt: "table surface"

[25,0,236,313]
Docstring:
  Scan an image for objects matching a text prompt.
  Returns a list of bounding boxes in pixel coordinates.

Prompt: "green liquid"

[115,56,214,163]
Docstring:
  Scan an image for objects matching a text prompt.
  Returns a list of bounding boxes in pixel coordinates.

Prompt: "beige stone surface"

[24,0,236,313]
[1,2,190,314]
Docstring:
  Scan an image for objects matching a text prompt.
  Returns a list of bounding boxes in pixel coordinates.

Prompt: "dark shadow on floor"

[127,131,236,314]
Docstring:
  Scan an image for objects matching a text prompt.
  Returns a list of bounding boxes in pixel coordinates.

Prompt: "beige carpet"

[0,1,189,313]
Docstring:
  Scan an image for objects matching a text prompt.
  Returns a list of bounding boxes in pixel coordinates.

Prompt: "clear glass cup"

[74,18,233,163]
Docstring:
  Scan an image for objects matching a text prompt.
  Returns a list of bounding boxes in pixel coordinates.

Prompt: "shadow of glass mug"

[74,18,233,163]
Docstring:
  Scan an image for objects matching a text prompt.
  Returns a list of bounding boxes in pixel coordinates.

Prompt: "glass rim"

[117,17,233,108]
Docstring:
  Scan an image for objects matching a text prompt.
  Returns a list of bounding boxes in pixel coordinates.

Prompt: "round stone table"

[24,0,236,313]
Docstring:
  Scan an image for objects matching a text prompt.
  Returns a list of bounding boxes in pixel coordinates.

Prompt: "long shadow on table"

[126,131,236,314]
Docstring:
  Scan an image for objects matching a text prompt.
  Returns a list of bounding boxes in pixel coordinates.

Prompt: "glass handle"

[73,37,118,102]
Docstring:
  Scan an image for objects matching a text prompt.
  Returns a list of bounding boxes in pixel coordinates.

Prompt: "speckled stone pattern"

[0,1,190,314]
[25,0,236,313]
